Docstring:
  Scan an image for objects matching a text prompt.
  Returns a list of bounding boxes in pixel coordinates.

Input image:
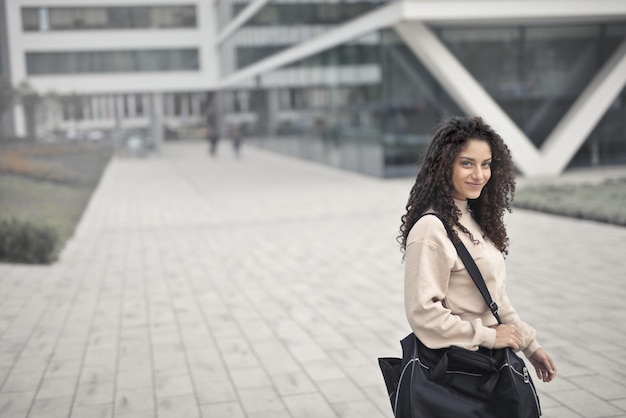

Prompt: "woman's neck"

[453,198,470,216]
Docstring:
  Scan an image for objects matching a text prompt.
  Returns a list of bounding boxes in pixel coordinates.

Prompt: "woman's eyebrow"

[458,156,492,162]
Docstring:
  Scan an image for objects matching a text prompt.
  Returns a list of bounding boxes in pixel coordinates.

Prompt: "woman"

[399,115,557,384]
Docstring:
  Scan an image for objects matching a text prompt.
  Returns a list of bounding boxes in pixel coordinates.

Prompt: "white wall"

[5,0,220,135]
[6,0,219,93]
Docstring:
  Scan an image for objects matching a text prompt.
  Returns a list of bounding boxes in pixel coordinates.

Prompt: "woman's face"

[451,139,492,200]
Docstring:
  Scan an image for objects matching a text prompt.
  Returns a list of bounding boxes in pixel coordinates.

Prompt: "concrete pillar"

[164,93,174,117]
[267,89,279,137]
[12,103,26,137]
[141,94,148,117]
[127,94,136,118]
[91,96,100,120]
[181,93,190,119]
[84,95,92,120]
[113,94,124,151]
[107,96,116,121]
[150,92,163,152]
[191,93,201,119]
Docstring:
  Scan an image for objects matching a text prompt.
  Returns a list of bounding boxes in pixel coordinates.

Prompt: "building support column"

[150,92,164,152]
[12,103,26,137]
[113,94,124,152]
[395,21,626,177]
[107,96,116,122]
[127,94,136,118]
[91,96,100,120]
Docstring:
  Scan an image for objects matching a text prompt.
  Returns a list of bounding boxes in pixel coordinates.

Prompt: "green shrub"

[0,218,58,264]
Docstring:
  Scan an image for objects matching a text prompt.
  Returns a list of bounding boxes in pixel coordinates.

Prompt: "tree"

[17,81,43,138]
[0,76,16,139]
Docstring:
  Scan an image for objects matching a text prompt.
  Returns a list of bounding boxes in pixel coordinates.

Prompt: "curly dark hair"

[398,116,516,255]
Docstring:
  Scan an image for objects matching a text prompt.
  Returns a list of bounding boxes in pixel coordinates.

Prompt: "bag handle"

[420,213,503,324]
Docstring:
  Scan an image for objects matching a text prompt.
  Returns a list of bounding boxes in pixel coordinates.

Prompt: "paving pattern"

[1,140,625,418]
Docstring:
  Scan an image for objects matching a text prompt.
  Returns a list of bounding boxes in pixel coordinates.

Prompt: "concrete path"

[1,140,625,418]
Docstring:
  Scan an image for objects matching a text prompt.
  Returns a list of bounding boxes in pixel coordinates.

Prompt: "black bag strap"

[420,213,503,324]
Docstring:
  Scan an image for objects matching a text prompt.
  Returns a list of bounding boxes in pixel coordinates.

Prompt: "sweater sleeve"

[497,279,541,358]
[404,217,497,351]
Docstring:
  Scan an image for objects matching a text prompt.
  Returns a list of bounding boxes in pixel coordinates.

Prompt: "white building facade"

[216,0,626,177]
[2,0,219,140]
[2,0,625,177]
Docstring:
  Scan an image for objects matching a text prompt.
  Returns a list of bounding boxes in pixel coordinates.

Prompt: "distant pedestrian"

[231,124,244,158]
[207,124,219,157]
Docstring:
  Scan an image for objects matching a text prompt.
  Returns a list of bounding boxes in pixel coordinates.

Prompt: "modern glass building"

[216,0,626,177]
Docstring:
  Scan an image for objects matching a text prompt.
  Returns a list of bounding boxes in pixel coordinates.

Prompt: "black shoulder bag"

[378,213,541,418]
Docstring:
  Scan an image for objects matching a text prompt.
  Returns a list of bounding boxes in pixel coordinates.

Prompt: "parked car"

[65,128,84,141]
[87,130,105,141]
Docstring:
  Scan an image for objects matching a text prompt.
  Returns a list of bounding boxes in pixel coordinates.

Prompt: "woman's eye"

[461,161,472,167]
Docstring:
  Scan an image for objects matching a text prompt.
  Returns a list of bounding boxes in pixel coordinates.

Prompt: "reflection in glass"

[221,11,625,175]
[439,24,625,150]
[232,29,461,177]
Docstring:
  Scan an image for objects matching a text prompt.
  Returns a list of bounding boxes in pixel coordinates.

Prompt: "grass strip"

[0,143,113,263]
[513,178,626,226]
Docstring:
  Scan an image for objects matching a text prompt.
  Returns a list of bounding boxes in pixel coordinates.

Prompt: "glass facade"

[237,42,379,71]
[26,49,199,75]
[378,30,463,174]
[219,6,626,176]
[233,2,382,26]
[218,0,382,77]
[439,23,626,168]
[574,85,626,167]
[22,5,196,31]
[224,29,461,177]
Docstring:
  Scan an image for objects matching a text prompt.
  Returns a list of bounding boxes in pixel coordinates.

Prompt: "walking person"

[397,115,556,415]
[231,123,243,158]
[206,124,219,157]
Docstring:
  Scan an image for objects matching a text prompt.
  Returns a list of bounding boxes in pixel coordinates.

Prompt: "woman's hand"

[492,324,521,350]
[529,348,557,382]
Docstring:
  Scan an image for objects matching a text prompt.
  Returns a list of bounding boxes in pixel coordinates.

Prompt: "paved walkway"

[1,140,625,418]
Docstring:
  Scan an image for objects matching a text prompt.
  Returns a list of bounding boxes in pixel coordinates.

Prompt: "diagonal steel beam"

[394,21,543,176]
[218,1,403,89]
[217,0,626,177]
[216,0,273,45]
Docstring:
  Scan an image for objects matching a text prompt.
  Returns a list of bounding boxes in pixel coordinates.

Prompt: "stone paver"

[1,140,626,418]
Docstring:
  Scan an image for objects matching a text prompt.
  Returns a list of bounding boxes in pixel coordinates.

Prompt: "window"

[233,2,375,26]
[22,5,196,31]
[22,8,39,31]
[26,49,199,75]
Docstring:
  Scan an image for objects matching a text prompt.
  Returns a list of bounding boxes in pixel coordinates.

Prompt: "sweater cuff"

[481,326,497,349]
[522,339,541,359]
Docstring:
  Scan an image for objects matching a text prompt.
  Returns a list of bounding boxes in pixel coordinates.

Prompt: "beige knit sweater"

[404,199,541,358]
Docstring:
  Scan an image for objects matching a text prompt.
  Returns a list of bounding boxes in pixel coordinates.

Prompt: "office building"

[1,0,625,178]
[216,0,626,177]
[2,0,218,141]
